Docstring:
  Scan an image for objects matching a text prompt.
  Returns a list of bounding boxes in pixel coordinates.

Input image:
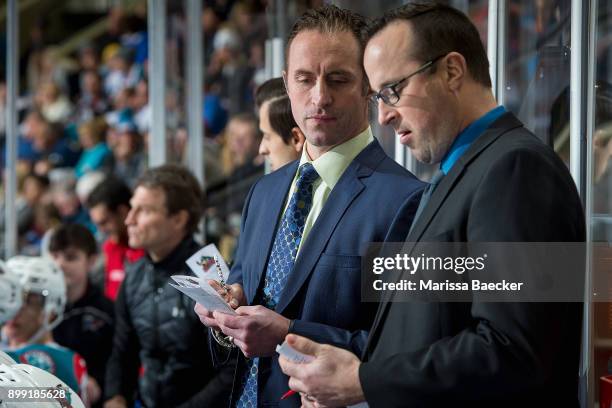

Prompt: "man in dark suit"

[194,5,424,408]
[279,3,586,407]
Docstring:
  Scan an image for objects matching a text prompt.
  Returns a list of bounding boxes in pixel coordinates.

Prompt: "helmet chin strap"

[26,311,61,346]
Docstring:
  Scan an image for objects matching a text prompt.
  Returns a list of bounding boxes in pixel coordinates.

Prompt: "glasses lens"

[380,87,397,105]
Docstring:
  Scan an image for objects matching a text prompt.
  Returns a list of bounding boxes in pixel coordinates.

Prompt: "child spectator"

[49,224,115,408]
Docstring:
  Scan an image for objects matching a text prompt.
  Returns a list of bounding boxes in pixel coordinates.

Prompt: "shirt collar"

[298,126,374,189]
[440,105,506,174]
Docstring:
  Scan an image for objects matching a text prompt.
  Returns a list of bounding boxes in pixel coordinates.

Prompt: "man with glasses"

[279,3,585,407]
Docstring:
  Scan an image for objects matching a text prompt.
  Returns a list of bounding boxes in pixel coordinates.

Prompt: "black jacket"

[360,113,585,408]
[53,282,114,408]
[105,237,234,408]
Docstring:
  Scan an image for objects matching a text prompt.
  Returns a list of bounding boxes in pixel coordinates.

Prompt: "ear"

[290,127,306,153]
[443,52,467,92]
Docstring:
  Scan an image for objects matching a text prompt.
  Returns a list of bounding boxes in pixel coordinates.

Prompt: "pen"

[280,390,296,400]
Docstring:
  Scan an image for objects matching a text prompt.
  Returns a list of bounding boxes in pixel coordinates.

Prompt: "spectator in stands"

[76,70,109,122]
[222,112,263,212]
[229,0,268,56]
[129,79,150,134]
[223,113,262,176]
[208,26,254,115]
[119,14,148,65]
[2,256,89,400]
[104,47,142,98]
[27,46,69,97]
[18,112,80,175]
[21,202,60,256]
[108,119,145,189]
[255,77,305,171]
[205,113,263,257]
[78,43,102,74]
[203,5,222,64]
[86,177,144,300]
[104,164,233,408]
[75,118,112,178]
[35,81,74,123]
[50,181,94,232]
[49,224,115,408]
[0,173,49,240]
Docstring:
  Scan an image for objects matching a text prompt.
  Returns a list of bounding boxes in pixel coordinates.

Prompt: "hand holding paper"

[170,275,236,315]
[278,334,366,407]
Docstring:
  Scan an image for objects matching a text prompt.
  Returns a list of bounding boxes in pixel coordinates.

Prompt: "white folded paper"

[275,341,315,363]
[169,275,236,315]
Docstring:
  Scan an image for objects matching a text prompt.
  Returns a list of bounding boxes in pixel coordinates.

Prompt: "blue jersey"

[6,342,88,397]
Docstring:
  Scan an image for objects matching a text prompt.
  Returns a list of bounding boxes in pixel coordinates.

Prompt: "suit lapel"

[246,162,298,305]
[365,112,524,353]
[407,112,523,243]
[274,141,384,314]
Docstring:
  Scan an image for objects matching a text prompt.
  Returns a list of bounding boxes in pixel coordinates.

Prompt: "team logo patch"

[82,314,105,332]
[20,350,56,374]
[196,256,216,273]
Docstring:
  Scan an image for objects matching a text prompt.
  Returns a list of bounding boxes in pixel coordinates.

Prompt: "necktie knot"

[296,162,319,188]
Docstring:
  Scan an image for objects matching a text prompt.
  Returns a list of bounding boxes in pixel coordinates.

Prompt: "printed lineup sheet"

[169,275,236,315]
[185,243,230,281]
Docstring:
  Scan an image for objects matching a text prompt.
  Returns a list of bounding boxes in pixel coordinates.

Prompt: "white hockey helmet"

[0,363,85,408]
[0,260,22,325]
[0,352,15,366]
[5,256,66,331]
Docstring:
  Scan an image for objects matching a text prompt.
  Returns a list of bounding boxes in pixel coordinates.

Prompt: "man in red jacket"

[86,176,144,300]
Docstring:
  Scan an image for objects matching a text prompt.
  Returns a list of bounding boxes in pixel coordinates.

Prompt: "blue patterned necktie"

[235,162,320,408]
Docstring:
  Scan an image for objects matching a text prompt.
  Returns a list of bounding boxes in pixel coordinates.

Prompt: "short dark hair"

[255,78,286,109]
[367,2,491,88]
[49,223,98,256]
[86,176,132,212]
[135,164,204,236]
[268,96,299,145]
[286,5,369,93]
[255,78,298,145]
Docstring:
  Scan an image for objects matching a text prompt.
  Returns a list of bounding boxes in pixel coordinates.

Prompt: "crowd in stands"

[0,0,284,262]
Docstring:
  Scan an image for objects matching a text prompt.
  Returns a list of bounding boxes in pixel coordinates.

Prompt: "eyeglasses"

[369,54,446,106]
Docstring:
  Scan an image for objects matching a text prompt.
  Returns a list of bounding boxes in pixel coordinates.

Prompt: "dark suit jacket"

[360,113,586,408]
[226,139,425,407]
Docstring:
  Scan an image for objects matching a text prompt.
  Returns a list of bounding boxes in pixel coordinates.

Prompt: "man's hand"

[300,393,332,408]
[194,282,245,331]
[213,306,290,357]
[209,281,246,309]
[103,395,127,408]
[278,334,365,407]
